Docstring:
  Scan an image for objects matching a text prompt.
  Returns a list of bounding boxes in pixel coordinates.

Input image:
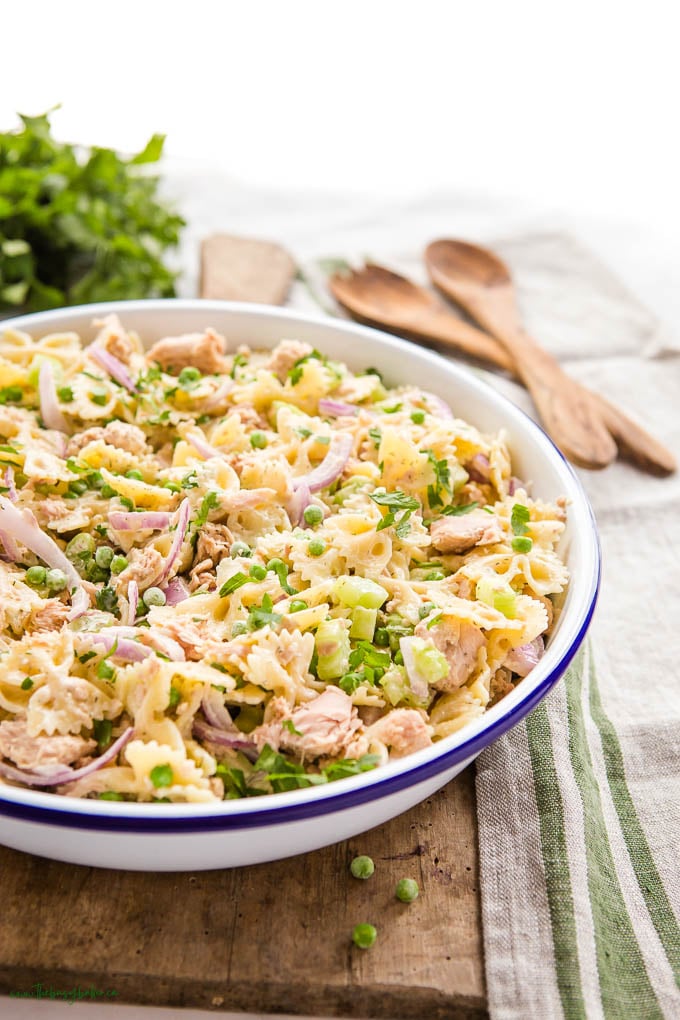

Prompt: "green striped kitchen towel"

[471,237,680,1019]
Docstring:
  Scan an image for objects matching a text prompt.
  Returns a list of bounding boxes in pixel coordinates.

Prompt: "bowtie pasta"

[0,317,568,802]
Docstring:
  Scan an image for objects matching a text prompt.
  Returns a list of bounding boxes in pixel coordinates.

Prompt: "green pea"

[143,587,166,608]
[25,565,46,586]
[410,410,426,424]
[352,923,377,949]
[249,431,267,449]
[95,546,114,570]
[308,538,325,557]
[230,541,252,559]
[21,676,34,691]
[100,484,117,499]
[45,568,67,593]
[110,554,128,575]
[350,855,375,880]
[178,366,201,387]
[418,601,437,619]
[374,627,390,647]
[125,469,144,481]
[98,791,124,801]
[161,480,181,492]
[393,650,404,666]
[57,386,74,403]
[249,564,267,581]
[289,599,308,613]
[66,533,95,563]
[150,764,174,788]
[395,878,419,903]
[303,505,323,526]
[68,480,88,496]
[90,391,108,406]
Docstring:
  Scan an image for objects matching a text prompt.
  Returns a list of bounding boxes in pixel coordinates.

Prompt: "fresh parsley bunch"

[0,109,185,311]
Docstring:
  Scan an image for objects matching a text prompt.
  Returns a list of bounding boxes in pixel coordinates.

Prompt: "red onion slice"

[505,637,544,677]
[0,529,19,561]
[127,580,139,623]
[318,398,358,417]
[399,636,430,700]
[89,345,136,392]
[141,632,186,661]
[88,633,153,661]
[162,576,190,606]
[192,717,258,762]
[38,361,68,433]
[157,497,191,585]
[466,453,491,483]
[0,726,134,788]
[108,510,172,531]
[201,688,237,731]
[287,480,312,526]
[201,377,234,411]
[184,427,221,460]
[295,432,352,494]
[4,467,17,502]
[0,496,88,619]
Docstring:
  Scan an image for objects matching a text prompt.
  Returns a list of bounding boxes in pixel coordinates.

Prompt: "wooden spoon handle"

[490,328,617,469]
[417,311,515,371]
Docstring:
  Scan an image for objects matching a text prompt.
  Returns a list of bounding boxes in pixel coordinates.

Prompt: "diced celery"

[410,638,449,684]
[333,575,389,610]
[350,606,377,641]
[451,463,470,493]
[315,619,351,680]
[380,664,411,706]
[476,577,517,619]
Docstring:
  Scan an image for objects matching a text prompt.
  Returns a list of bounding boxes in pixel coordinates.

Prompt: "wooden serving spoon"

[330,263,616,470]
[329,263,514,371]
[425,239,676,477]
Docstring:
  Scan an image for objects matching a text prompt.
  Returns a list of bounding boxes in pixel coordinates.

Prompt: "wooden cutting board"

[0,767,485,1019]
[0,238,487,1018]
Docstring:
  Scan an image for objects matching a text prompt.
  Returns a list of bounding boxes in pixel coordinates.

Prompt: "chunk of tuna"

[0,719,95,771]
[266,340,313,382]
[430,509,503,554]
[270,686,362,760]
[415,618,485,692]
[146,329,228,375]
[365,709,431,757]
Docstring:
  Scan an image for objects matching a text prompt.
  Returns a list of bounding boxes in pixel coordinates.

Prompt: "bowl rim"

[0,299,600,832]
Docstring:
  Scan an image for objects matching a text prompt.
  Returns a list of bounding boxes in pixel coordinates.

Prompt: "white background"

[4,0,679,326]
[3,0,679,224]
[1,3,679,1017]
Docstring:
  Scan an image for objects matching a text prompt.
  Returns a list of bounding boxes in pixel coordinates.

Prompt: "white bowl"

[0,300,599,871]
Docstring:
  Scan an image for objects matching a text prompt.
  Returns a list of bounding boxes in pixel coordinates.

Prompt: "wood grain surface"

[0,768,486,1019]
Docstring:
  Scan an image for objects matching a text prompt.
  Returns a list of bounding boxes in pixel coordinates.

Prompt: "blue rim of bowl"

[0,301,601,834]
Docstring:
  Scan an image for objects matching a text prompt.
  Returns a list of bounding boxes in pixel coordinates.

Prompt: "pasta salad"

[0,318,568,802]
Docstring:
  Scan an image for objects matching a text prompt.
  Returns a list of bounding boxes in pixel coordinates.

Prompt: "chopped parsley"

[219,572,249,597]
[93,719,113,750]
[367,426,382,449]
[441,501,479,516]
[424,449,452,509]
[95,587,120,617]
[247,593,283,631]
[20,676,33,690]
[370,488,419,538]
[282,719,303,736]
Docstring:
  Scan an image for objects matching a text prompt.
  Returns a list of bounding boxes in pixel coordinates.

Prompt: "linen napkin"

[295,234,680,1020]
[174,172,679,1017]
